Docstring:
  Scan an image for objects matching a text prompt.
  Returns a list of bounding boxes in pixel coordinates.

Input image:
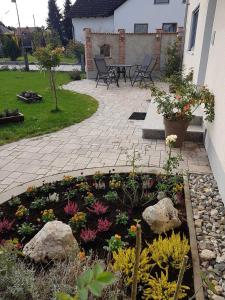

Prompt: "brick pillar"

[153,29,163,71]
[118,29,125,64]
[84,28,94,75]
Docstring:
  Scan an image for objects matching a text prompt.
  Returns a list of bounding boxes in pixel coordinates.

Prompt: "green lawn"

[0,55,77,64]
[0,71,98,145]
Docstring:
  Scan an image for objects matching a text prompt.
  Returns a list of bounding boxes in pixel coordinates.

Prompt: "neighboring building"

[183,0,225,202]
[15,27,40,50]
[71,0,186,42]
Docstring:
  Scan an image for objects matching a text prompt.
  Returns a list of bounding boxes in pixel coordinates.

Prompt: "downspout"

[181,0,190,70]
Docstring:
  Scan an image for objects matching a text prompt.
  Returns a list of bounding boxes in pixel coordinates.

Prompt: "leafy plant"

[8,197,21,207]
[84,192,96,206]
[41,209,56,222]
[15,205,29,218]
[116,211,129,225]
[80,228,97,243]
[64,201,78,215]
[93,171,104,182]
[164,135,183,175]
[87,201,108,215]
[56,263,116,300]
[164,40,182,78]
[69,212,87,231]
[104,235,127,252]
[18,222,36,237]
[97,218,112,232]
[104,191,118,203]
[30,198,47,209]
[128,225,137,238]
[122,176,139,208]
[76,182,90,192]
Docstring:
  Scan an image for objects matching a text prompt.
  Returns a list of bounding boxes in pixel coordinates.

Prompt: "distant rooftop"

[0,22,14,35]
[70,0,127,18]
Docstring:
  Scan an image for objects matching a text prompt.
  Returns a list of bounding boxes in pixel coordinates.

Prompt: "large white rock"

[142,197,181,234]
[23,221,79,262]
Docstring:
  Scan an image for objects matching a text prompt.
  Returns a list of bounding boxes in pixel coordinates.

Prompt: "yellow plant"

[148,232,190,270]
[112,247,152,286]
[63,175,74,181]
[144,269,189,300]
[41,209,55,222]
[71,212,86,223]
[15,205,28,218]
[172,183,184,193]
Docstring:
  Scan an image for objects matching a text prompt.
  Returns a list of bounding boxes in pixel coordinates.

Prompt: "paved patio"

[0,80,211,194]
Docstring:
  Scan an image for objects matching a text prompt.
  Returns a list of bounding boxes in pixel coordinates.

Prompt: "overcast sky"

[0,0,70,28]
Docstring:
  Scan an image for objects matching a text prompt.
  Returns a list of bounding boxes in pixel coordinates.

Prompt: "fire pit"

[17,91,42,103]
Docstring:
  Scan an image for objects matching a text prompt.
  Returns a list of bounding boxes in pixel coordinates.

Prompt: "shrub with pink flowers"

[64,201,78,215]
[0,218,14,233]
[97,218,112,232]
[80,228,97,243]
[87,201,108,215]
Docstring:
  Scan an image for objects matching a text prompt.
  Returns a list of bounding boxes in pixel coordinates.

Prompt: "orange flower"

[115,234,121,240]
[130,225,137,233]
[79,251,86,261]
[183,104,190,112]
[26,186,35,193]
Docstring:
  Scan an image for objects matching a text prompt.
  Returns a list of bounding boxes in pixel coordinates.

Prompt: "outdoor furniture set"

[94,55,158,89]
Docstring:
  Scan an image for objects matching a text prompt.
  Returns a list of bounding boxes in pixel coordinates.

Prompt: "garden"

[0,139,199,300]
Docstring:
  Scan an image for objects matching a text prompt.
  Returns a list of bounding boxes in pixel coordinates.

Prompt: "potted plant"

[151,79,215,147]
[0,108,24,125]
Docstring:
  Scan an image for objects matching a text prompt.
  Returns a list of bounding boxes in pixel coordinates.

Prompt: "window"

[154,0,169,4]
[189,6,199,50]
[134,24,148,33]
[100,44,110,57]
[162,23,177,32]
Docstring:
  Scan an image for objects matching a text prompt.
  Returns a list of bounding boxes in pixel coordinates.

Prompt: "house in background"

[71,0,186,42]
[183,0,225,202]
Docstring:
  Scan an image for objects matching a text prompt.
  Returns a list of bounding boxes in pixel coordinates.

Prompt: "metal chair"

[132,55,157,86]
[94,56,119,89]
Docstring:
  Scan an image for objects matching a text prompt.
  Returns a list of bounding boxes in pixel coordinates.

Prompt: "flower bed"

[0,108,24,125]
[0,170,196,299]
[17,91,43,103]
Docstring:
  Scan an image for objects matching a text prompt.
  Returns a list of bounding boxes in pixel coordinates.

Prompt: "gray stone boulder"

[23,220,79,262]
[200,249,216,261]
[142,197,181,234]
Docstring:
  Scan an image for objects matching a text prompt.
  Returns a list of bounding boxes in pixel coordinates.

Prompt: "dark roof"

[70,0,127,18]
[0,22,13,35]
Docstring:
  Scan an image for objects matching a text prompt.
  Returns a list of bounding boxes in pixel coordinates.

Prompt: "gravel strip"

[189,174,225,300]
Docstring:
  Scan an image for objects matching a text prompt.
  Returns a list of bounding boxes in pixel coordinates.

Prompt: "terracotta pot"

[164,118,189,148]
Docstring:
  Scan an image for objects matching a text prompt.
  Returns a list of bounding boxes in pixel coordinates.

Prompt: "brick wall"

[84,28,184,79]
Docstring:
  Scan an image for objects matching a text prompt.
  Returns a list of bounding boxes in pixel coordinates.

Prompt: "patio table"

[109,64,133,85]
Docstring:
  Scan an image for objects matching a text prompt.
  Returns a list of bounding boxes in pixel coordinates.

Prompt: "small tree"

[2,35,20,61]
[34,46,63,112]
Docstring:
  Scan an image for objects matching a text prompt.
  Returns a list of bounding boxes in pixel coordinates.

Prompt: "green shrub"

[69,69,81,81]
[1,36,21,61]
[164,40,182,78]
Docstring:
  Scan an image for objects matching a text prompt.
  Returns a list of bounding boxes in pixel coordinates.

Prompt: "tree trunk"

[49,69,59,111]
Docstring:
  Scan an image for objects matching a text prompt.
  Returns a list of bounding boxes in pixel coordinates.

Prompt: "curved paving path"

[0,80,211,194]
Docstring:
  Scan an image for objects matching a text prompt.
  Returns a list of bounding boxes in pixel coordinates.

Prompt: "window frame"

[188,5,200,51]
[134,23,149,34]
[154,0,169,4]
[162,23,177,33]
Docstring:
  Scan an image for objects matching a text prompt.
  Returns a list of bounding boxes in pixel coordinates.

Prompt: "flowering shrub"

[97,218,112,232]
[15,205,28,218]
[128,225,137,238]
[64,201,78,215]
[69,212,86,230]
[151,82,215,122]
[104,234,127,252]
[87,201,108,215]
[84,192,96,206]
[80,228,97,243]
[164,135,182,175]
[41,209,55,223]
[0,218,14,233]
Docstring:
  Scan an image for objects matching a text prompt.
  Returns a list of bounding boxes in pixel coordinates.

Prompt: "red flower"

[80,228,97,243]
[0,218,14,233]
[87,201,108,215]
[64,201,78,215]
[97,218,112,232]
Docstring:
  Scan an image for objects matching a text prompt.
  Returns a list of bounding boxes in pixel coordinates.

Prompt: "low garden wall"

[84,28,184,79]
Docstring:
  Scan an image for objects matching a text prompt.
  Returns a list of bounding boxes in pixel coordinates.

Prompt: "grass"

[0,71,98,145]
[0,55,77,64]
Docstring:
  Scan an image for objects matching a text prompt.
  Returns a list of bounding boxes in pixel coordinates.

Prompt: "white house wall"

[72,16,114,42]
[114,0,186,33]
[204,0,225,202]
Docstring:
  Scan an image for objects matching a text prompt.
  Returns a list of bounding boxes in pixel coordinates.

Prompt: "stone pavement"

[0,80,211,194]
